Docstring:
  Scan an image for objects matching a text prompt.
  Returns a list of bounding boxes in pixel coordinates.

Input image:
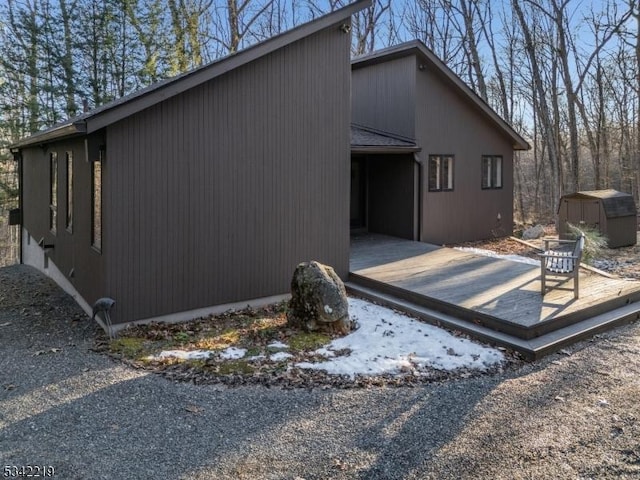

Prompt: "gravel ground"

[2,264,640,479]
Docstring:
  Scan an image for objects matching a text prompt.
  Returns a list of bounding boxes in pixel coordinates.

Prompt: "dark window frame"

[428,154,455,192]
[481,155,503,190]
[49,152,58,234]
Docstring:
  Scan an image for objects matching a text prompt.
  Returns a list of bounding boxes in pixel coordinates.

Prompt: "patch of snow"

[247,354,267,362]
[152,350,213,360]
[270,351,293,362]
[296,298,504,379]
[324,304,333,314]
[314,347,335,358]
[267,341,289,349]
[454,247,540,266]
[219,346,247,360]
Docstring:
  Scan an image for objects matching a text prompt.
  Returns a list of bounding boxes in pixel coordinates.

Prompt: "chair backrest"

[573,234,585,260]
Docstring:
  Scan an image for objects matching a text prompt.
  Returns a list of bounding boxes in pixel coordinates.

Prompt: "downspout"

[413,152,422,242]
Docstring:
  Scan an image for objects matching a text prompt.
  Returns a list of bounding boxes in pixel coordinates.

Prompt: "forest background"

[0,0,638,265]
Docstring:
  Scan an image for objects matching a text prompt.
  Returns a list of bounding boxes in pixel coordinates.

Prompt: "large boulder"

[522,224,545,240]
[287,261,352,335]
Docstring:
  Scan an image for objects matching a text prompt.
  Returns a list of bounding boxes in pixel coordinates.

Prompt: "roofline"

[12,0,371,149]
[352,40,530,151]
[350,123,421,154]
[10,121,87,149]
[351,146,422,154]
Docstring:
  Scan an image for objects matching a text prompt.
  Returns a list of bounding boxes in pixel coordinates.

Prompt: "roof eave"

[10,121,87,150]
[351,146,422,154]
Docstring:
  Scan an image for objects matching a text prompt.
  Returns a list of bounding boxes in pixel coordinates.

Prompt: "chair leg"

[541,263,546,295]
[574,271,579,299]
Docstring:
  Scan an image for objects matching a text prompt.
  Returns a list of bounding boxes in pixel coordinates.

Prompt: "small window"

[482,155,503,189]
[49,152,58,233]
[92,148,103,251]
[428,155,454,191]
[66,151,73,232]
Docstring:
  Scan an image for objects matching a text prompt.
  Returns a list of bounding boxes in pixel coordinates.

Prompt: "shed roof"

[11,0,370,150]
[561,189,637,219]
[350,124,421,154]
[351,41,530,151]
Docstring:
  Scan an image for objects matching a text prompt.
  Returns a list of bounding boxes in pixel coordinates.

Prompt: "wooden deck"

[348,234,640,356]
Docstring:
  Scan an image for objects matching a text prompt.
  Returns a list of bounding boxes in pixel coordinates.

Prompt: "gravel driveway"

[2,265,640,479]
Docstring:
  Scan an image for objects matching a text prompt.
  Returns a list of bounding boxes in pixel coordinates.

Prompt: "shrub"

[566,222,607,264]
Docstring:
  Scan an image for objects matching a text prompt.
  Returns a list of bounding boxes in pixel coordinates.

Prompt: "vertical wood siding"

[104,24,351,323]
[351,56,416,139]
[21,135,105,306]
[414,58,514,244]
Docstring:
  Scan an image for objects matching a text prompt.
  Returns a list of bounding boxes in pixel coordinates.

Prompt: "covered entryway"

[350,125,422,240]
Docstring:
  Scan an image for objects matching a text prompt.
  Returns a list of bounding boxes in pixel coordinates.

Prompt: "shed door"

[566,199,581,222]
[583,200,601,228]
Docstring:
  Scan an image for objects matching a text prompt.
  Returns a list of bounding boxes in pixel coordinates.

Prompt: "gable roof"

[12,0,370,150]
[351,40,530,151]
[350,124,421,154]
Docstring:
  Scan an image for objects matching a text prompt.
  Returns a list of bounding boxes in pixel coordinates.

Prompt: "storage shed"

[557,190,637,248]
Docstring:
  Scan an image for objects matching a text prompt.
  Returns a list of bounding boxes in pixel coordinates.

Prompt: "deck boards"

[350,234,640,331]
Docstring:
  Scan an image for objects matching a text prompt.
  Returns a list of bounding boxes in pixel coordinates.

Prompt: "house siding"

[103,24,351,324]
[21,134,106,306]
[414,57,514,244]
[351,55,416,139]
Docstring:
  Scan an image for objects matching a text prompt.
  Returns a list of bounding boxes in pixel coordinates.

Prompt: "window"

[66,151,73,232]
[482,155,503,189]
[428,155,454,191]
[49,152,58,233]
[92,148,103,251]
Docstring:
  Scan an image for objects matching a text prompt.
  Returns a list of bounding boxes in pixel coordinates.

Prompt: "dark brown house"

[350,41,529,245]
[11,10,528,332]
[10,1,368,330]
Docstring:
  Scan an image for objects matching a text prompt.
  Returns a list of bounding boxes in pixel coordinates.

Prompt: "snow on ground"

[295,298,504,378]
[148,298,505,378]
[454,246,540,266]
[219,346,247,360]
[155,350,213,360]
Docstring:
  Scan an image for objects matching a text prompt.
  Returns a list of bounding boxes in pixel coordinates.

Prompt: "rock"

[522,224,545,240]
[287,261,351,335]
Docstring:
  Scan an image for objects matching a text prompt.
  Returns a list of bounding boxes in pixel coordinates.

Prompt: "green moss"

[110,337,152,359]
[287,332,331,352]
[217,360,255,375]
[172,331,192,343]
[245,346,263,357]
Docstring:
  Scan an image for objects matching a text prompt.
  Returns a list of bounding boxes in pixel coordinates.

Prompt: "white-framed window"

[428,155,454,191]
[482,155,503,189]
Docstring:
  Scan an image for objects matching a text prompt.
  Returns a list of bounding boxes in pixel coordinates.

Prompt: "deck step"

[346,281,640,360]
